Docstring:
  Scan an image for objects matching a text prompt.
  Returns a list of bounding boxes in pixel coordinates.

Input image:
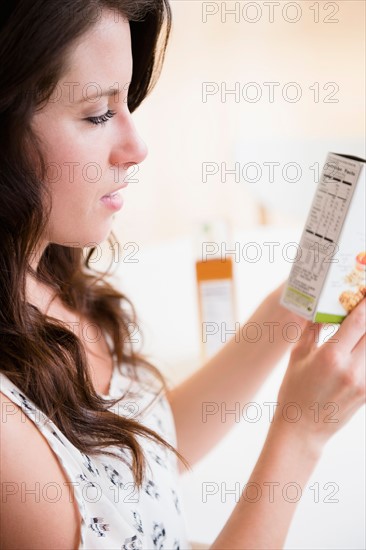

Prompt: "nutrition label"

[282,153,363,318]
[305,158,357,244]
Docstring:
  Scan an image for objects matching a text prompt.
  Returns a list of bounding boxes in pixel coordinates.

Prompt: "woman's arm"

[0,392,81,550]
[210,300,365,549]
[210,421,321,549]
[167,282,307,468]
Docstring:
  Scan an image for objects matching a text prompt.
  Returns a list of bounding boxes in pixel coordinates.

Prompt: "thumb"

[291,321,322,359]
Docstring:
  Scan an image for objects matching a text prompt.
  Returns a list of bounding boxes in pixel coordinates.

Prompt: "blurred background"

[93,1,365,548]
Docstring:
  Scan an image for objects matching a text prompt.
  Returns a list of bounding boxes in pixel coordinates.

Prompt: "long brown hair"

[0,0,189,488]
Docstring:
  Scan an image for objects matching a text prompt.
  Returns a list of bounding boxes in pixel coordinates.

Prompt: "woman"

[0,1,364,549]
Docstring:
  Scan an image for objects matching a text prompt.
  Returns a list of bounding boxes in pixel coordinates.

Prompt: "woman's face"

[31,9,148,249]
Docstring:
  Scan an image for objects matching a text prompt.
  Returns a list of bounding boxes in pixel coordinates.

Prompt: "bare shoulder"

[0,391,81,549]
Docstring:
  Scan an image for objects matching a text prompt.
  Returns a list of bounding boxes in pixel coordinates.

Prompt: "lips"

[101,182,128,199]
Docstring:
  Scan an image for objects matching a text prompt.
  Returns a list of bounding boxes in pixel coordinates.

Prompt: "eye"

[86,109,117,126]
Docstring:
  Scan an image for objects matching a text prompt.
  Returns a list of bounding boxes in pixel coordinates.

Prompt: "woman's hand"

[209,297,365,550]
[272,296,366,452]
[205,290,365,550]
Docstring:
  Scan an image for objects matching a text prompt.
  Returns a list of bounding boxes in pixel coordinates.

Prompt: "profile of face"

[31,9,148,249]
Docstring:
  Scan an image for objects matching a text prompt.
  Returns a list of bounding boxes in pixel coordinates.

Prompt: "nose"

[109,110,148,169]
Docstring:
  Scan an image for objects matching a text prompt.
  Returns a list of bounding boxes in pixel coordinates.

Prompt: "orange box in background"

[195,222,237,362]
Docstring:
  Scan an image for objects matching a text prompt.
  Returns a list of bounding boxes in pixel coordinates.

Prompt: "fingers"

[336,297,366,354]
[351,331,366,364]
[291,321,321,359]
[349,331,366,404]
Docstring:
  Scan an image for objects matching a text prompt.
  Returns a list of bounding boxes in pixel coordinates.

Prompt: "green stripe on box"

[287,286,315,301]
[314,312,345,324]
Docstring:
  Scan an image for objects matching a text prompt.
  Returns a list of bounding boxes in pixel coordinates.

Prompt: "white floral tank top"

[0,361,192,550]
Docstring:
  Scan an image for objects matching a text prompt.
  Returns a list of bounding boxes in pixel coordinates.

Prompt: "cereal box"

[281,152,366,323]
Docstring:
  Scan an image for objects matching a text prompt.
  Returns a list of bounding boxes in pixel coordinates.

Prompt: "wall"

[104,0,366,249]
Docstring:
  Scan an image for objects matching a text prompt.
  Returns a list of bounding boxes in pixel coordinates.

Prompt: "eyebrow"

[75,87,120,104]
